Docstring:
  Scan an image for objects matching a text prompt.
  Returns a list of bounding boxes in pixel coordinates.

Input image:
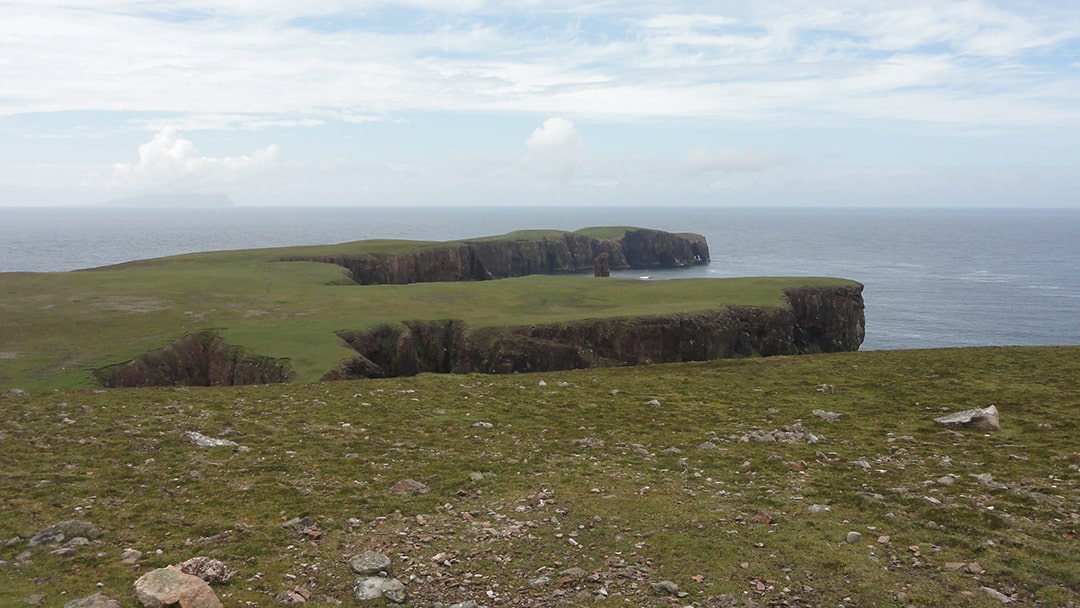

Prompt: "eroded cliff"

[94,332,294,388]
[286,228,710,285]
[325,284,865,380]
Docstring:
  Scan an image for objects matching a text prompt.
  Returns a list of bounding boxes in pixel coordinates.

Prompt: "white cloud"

[112,127,280,192]
[524,117,586,182]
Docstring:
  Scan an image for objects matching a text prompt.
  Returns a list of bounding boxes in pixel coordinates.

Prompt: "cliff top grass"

[1,346,1077,606]
[0,231,855,389]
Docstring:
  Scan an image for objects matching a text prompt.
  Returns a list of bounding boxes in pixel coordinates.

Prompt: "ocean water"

[1,206,1077,351]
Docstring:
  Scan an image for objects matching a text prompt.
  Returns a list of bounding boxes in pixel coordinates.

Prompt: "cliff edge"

[325,283,865,380]
[283,227,710,285]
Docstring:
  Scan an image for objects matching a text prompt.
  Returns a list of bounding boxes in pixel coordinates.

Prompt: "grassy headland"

[1,346,1077,606]
[0,232,853,389]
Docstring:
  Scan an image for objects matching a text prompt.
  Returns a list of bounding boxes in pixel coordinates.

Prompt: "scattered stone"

[353,577,406,603]
[469,471,485,481]
[812,409,841,421]
[3,388,29,398]
[971,473,1009,490]
[528,575,551,587]
[121,548,143,564]
[650,580,685,596]
[538,380,547,387]
[449,602,482,608]
[183,431,238,448]
[64,594,121,608]
[934,405,1000,432]
[877,535,891,544]
[808,504,831,513]
[179,556,233,584]
[815,384,835,392]
[24,595,46,606]
[923,496,943,506]
[134,565,223,608]
[471,421,493,428]
[739,422,821,444]
[349,551,391,575]
[937,475,955,485]
[276,587,312,604]
[645,399,662,407]
[697,441,718,451]
[51,547,78,557]
[389,479,429,494]
[28,520,99,547]
[945,562,967,570]
[846,531,863,544]
[966,562,984,574]
[980,586,1013,603]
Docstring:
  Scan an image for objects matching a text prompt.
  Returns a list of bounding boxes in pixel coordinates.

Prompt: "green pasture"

[0,237,854,389]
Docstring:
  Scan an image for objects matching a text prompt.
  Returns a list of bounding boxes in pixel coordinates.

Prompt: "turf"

[1,346,1077,606]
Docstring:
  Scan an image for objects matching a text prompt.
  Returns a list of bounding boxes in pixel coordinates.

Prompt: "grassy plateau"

[1,347,1078,606]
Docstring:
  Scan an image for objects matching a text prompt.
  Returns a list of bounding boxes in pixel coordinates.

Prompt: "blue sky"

[1,0,1079,207]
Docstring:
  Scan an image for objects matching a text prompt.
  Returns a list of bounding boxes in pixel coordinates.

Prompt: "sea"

[1,206,1077,352]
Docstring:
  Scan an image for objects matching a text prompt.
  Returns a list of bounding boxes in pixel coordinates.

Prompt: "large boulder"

[353,576,406,603]
[134,566,223,608]
[934,405,1000,431]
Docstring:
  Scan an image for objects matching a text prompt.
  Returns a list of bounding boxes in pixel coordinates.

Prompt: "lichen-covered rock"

[179,556,234,584]
[134,566,223,608]
[349,551,391,575]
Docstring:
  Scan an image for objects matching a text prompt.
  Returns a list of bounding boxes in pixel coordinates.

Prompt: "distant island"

[93,192,234,208]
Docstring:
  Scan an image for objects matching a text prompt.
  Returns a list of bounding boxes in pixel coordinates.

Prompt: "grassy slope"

[0,238,855,389]
[1,347,1077,607]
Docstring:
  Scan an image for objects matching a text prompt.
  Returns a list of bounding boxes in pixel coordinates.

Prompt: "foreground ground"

[1,346,1077,606]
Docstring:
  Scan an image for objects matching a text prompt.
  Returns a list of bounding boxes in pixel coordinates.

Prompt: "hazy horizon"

[2,2,1079,209]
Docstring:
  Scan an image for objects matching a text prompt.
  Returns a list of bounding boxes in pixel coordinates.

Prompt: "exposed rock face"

[327,284,864,380]
[94,331,294,388]
[287,228,710,285]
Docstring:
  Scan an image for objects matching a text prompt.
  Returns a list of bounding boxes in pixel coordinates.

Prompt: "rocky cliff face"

[94,332,294,388]
[325,284,864,380]
[288,229,710,285]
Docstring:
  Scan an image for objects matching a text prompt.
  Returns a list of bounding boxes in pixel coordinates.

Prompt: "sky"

[2,0,1079,207]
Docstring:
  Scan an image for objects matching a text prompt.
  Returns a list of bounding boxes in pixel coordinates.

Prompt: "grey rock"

[282,516,316,531]
[349,551,391,575]
[65,536,91,547]
[528,575,551,587]
[24,595,46,606]
[971,473,1009,490]
[64,594,121,608]
[468,471,485,481]
[808,504,831,513]
[934,405,1000,431]
[29,520,99,546]
[134,566,223,608]
[697,441,718,450]
[3,388,29,398]
[645,399,661,407]
[51,547,77,557]
[560,566,588,580]
[353,577,406,603]
[389,479,429,494]
[449,602,483,608]
[923,496,943,505]
[183,431,238,448]
[650,580,684,596]
[812,409,842,421]
[179,556,233,584]
[846,531,863,544]
[471,421,493,428]
[980,587,1013,603]
[121,548,143,564]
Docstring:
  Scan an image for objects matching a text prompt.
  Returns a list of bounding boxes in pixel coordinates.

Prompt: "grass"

[1,346,1077,606]
[0,234,855,389]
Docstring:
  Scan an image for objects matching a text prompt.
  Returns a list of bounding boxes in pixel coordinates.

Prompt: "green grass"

[0,237,854,389]
[1,346,1077,606]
